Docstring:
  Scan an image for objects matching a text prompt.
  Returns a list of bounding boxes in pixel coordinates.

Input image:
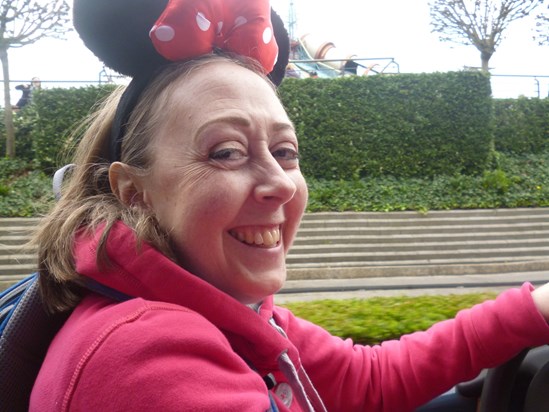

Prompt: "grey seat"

[0,275,68,412]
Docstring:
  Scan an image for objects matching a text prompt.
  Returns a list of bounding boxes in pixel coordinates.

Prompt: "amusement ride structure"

[285,0,399,78]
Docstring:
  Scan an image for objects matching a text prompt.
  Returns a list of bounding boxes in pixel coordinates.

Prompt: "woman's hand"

[532,283,549,323]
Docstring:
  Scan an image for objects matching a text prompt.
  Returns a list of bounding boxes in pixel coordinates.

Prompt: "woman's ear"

[109,162,146,207]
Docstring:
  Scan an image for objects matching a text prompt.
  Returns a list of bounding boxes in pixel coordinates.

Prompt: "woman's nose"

[253,158,298,205]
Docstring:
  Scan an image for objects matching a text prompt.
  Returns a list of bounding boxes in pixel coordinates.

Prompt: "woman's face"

[138,61,308,304]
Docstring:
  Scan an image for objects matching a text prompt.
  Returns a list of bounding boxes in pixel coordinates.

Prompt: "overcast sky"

[6,0,549,105]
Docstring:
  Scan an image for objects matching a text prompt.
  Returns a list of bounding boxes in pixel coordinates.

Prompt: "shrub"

[279,71,493,179]
[493,97,549,154]
[12,108,38,162]
[281,293,497,345]
[305,152,549,212]
[2,151,548,216]
[0,158,30,180]
[482,169,511,194]
[28,85,117,173]
[0,158,53,217]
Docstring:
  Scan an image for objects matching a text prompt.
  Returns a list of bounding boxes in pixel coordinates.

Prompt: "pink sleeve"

[277,283,549,412]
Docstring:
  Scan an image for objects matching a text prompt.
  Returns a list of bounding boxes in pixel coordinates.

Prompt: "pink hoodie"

[30,222,549,411]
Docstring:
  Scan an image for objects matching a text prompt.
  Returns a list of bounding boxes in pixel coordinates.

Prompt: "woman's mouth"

[229,226,281,248]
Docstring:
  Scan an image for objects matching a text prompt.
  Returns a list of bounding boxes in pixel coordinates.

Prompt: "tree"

[0,0,70,158]
[429,0,543,72]
[535,5,549,45]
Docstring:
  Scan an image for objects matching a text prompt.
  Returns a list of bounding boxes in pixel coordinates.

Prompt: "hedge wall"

[3,85,117,171]
[493,97,549,154]
[278,71,494,179]
[3,72,547,180]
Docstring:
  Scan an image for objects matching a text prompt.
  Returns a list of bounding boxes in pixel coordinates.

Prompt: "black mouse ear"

[73,0,170,77]
[269,9,289,87]
[74,0,289,85]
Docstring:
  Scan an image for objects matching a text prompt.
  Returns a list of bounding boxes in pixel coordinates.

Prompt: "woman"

[30,1,549,411]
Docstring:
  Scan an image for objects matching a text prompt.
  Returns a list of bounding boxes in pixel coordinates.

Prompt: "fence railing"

[3,67,548,104]
[490,74,549,99]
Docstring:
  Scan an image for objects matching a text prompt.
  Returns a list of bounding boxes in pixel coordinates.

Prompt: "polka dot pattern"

[234,16,248,28]
[263,27,272,44]
[153,25,175,42]
[149,0,278,73]
[196,12,211,32]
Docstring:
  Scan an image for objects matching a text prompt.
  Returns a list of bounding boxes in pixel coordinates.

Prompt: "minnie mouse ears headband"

[73,0,290,162]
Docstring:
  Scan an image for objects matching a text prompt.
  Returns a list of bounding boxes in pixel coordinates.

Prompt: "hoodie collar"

[74,221,299,374]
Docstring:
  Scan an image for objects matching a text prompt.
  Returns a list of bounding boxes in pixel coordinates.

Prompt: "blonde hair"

[33,54,272,312]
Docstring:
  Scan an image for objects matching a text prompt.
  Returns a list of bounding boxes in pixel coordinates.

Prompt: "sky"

[5,0,549,105]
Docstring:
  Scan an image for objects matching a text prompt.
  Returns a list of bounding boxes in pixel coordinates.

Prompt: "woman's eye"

[209,148,246,161]
[273,147,299,161]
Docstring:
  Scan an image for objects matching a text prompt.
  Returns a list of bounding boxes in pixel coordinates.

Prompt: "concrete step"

[286,260,549,282]
[0,254,37,265]
[275,271,549,303]
[289,239,549,255]
[288,255,548,268]
[287,248,549,265]
[286,208,549,277]
[299,208,549,220]
[292,231,549,245]
[0,237,34,247]
[0,217,40,227]
[1,210,549,288]
[0,263,37,279]
[298,216,549,229]
[298,222,549,236]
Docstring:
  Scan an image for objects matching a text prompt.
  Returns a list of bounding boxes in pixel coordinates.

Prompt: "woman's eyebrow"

[272,121,296,134]
[195,116,251,137]
[195,116,296,137]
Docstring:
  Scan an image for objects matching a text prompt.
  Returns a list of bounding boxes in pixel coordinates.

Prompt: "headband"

[73,0,290,162]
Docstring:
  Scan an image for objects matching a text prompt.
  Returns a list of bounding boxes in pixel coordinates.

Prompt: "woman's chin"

[231,269,287,304]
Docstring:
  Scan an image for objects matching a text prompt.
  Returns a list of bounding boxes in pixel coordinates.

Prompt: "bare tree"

[1,0,70,158]
[429,0,543,72]
[535,4,549,45]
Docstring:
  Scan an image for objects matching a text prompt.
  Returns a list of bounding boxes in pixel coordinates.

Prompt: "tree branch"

[429,0,544,70]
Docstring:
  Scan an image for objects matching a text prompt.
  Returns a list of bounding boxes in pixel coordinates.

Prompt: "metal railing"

[3,68,548,100]
[490,74,549,99]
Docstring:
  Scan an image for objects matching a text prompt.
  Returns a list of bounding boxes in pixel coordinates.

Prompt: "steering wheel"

[475,346,549,412]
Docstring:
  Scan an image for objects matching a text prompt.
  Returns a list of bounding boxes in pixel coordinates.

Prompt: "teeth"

[231,227,281,247]
[263,231,274,246]
[245,230,254,244]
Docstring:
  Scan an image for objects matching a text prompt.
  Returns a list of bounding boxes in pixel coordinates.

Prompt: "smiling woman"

[108,59,307,304]
[24,1,549,411]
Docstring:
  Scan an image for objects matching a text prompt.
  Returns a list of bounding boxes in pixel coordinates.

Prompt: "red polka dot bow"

[150,0,279,73]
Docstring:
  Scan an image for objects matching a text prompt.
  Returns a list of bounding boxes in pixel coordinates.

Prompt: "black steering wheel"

[470,345,549,412]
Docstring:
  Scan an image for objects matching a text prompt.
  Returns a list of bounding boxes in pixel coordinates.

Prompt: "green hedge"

[4,73,548,181]
[493,97,549,154]
[281,293,497,345]
[0,158,54,217]
[22,85,116,172]
[3,151,547,217]
[0,109,35,162]
[306,152,549,212]
[279,71,493,179]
